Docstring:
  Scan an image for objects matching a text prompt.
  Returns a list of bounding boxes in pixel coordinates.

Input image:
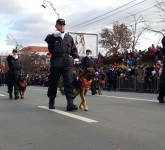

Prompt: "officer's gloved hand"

[74,58,80,65]
[53,31,61,37]
[95,72,99,75]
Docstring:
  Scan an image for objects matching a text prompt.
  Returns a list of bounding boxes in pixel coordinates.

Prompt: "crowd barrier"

[104,76,159,93]
[1,72,160,94]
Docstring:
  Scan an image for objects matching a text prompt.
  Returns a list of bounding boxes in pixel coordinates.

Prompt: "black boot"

[66,99,78,111]
[49,97,55,109]
[9,93,13,99]
[15,95,19,100]
[157,96,165,103]
[14,90,19,100]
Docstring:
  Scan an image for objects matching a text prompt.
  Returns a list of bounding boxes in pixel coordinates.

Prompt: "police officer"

[45,19,79,111]
[81,49,97,71]
[81,49,98,95]
[157,36,165,103]
[7,49,21,99]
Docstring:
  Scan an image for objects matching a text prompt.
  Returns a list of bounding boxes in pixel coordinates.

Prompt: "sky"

[0,0,164,55]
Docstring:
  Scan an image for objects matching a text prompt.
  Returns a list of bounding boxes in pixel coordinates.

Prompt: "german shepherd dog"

[18,74,27,99]
[60,66,95,111]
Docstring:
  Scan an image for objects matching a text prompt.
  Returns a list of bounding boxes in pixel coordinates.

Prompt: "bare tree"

[145,28,165,36]
[156,0,165,22]
[128,15,147,51]
[99,22,132,54]
[145,1,165,37]
[19,51,46,74]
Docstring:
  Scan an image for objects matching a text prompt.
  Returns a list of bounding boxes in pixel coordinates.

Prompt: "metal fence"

[104,76,160,93]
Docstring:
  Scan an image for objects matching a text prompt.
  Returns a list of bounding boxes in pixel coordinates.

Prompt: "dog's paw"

[79,104,85,110]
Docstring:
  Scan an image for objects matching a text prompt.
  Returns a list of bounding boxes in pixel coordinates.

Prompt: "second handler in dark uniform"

[81,49,98,95]
[157,35,165,103]
[45,19,79,111]
[6,49,21,99]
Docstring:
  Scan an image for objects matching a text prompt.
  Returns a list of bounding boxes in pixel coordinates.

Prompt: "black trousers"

[47,66,75,101]
[108,79,117,91]
[159,71,165,98]
[91,80,97,94]
[7,70,20,97]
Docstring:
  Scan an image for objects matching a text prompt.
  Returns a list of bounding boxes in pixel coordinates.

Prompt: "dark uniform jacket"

[162,36,165,55]
[45,32,79,67]
[81,56,98,71]
[161,36,165,70]
[7,55,21,71]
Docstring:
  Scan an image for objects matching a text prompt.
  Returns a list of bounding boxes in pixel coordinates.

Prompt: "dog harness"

[19,81,27,88]
[81,77,92,88]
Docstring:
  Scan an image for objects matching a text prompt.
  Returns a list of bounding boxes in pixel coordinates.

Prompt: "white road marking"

[27,87,60,93]
[28,87,157,102]
[96,95,156,102]
[38,106,98,123]
[0,94,6,96]
[27,87,47,92]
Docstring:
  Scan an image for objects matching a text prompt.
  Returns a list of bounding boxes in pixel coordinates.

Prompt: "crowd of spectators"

[100,44,163,92]
[0,69,6,86]
[26,66,49,86]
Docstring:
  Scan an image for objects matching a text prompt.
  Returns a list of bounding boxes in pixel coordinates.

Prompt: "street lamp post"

[42,0,60,19]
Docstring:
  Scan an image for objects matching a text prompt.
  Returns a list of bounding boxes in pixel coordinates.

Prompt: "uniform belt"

[52,54,70,58]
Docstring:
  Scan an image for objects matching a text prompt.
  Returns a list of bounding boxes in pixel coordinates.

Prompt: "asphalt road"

[0,86,165,150]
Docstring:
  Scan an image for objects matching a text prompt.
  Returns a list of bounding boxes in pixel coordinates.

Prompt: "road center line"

[96,95,156,102]
[28,87,157,102]
[38,106,98,123]
[27,87,47,92]
[0,94,6,96]
[27,87,60,93]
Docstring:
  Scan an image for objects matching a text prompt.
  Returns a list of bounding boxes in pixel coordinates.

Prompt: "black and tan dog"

[60,67,95,111]
[18,74,27,99]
